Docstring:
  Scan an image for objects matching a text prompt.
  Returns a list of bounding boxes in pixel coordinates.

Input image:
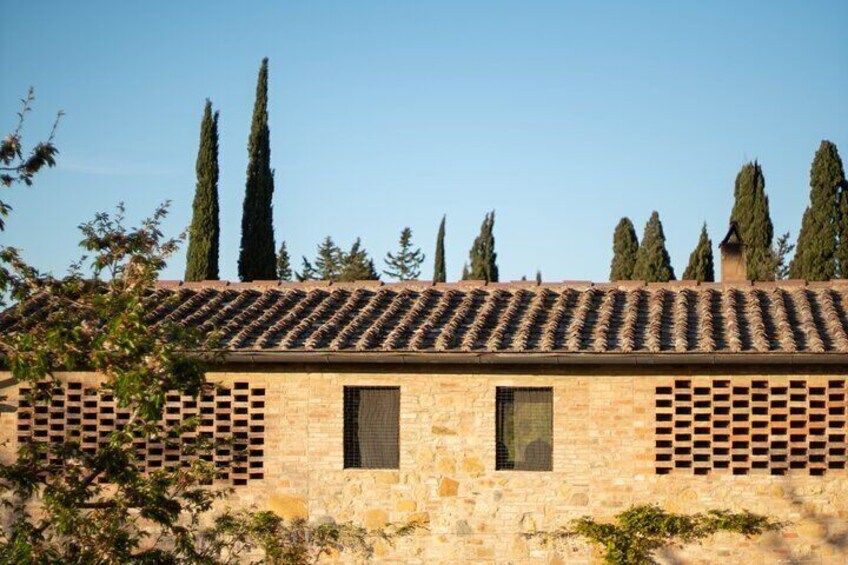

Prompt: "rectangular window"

[496,387,553,471]
[344,386,400,469]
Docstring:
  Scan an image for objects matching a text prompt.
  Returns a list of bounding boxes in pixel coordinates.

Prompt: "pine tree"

[460,263,469,280]
[772,232,795,280]
[466,211,498,282]
[609,217,639,281]
[384,227,424,281]
[185,100,220,281]
[238,58,276,282]
[314,236,343,280]
[340,238,379,281]
[682,223,714,282]
[276,241,292,281]
[789,141,845,279]
[729,161,774,281]
[296,257,317,282]
[632,211,675,282]
[433,215,446,283]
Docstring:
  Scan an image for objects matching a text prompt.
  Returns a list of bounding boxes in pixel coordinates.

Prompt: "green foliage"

[527,504,781,565]
[185,100,220,281]
[276,241,292,281]
[297,237,379,282]
[433,215,446,283]
[772,231,795,280]
[0,203,224,563]
[682,223,714,282]
[465,211,498,282]
[384,227,424,281]
[610,217,639,281]
[632,212,675,282]
[238,58,277,282]
[729,161,774,281]
[0,88,61,231]
[838,185,848,277]
[535,270,542,285]
[198,511,422,565]
[791,141,846,280]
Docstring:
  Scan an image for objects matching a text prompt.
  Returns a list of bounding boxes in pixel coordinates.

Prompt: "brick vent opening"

[655,378,846,476]
[16,381,265,486]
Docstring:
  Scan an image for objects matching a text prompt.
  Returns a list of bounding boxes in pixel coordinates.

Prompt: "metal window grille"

[496,387,553,471]
[344,386,400,469]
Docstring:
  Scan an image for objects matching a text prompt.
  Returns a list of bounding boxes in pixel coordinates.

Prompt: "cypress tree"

[729,161,774,281]
[791,141,845,280]
[535,270,542,285]
[276,241,292,281]
[433,215,446,283]
[466,211,498,282]
[632,211,675,282]
[609,217,639,281]
[460,263,469,280]
[682,223,715,282]
[238,58,276,282]
[384,227,424,281]
[838,182,848,277]
[184,100,220,281]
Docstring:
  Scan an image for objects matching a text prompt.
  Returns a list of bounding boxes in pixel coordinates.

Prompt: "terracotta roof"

[130,279,848,360]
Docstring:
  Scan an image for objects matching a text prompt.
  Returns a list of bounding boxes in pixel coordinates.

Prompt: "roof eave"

[211,351,848,366]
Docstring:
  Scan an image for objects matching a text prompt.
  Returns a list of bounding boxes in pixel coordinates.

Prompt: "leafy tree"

[730,161,774,281]
[185,100,220,281]
[0,88,61,231]
[790,141,846,280]
[384,227,424,281]
[0,203,225,563]
[465,211,498,282]
[610,217,639,281]
[682,223,714,282]
[238,58,277,282]
[433,215,446,283]
[277,241,292,281]
[632,212,675,282]
[527,504,780,565]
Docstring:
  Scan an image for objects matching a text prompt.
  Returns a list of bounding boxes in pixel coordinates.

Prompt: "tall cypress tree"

[185,100,220,281]
[729,161,774,281]
[791,141,845,280]
[466,211,498,282]
[609,217,639,281]
[433,215,446,283]
[238,58,276,282]
[838,180,848,277]
[632,211,675,282]
[682,223,715,282]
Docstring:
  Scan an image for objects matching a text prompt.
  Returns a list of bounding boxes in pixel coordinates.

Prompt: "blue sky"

[2,1,846,282]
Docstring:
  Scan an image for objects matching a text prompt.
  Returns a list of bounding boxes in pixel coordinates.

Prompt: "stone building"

[2,243,848,563]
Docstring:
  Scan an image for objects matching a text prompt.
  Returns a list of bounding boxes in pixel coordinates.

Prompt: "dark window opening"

[344,386,400,469]
[496,387,553,471]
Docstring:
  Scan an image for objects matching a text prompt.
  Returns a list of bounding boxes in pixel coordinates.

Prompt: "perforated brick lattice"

[16,381,265,485]
[655,378,847,476]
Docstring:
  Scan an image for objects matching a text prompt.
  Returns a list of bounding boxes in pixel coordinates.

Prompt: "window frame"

[495,386,553,472]
[343,386,401,470]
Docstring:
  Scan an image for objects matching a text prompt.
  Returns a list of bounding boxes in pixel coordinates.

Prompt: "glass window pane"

[344,387,400,469]
[496,387,552,471]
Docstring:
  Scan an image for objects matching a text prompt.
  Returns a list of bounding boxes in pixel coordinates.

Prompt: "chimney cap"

[719,222,745,248]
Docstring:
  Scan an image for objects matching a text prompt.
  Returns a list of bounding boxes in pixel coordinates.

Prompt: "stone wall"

[1,366,847,564]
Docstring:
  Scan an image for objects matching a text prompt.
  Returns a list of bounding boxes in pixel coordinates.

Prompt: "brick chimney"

[719,222,747,283]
